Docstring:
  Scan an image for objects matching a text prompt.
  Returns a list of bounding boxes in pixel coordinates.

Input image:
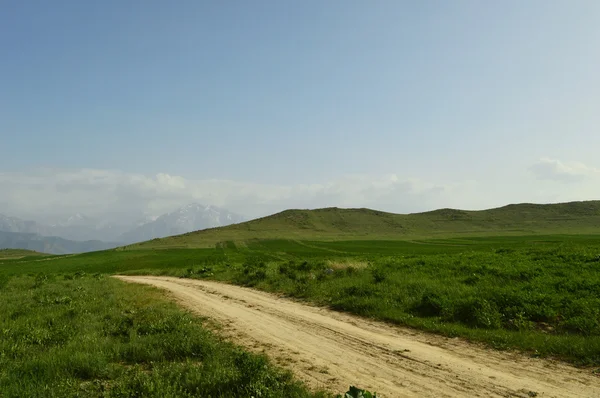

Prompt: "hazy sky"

[1,1,599,220]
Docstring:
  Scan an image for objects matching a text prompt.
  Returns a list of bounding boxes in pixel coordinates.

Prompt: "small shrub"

[338,386,378,398]
[560,299,600,335]
[462,274,480,285]
[344,284,372,298]
[316,268,334,281]
[413,293,446,317]
[297,260,311,271]
[279,263,297,280]
[371,268,386,283]
[453,298,502,329]
[237,260,268,286]
[0,274,10,289]
[32,273,48,288]
[103,314,134,340]
[294,276,311,297]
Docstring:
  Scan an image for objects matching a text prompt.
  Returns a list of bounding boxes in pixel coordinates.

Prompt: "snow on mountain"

[54,213,92,227]
[0,214,42,234]
[135,214,160,226]
[118,203,244,243]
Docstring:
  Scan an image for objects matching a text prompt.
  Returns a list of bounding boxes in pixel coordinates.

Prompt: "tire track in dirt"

[115,276,599,398]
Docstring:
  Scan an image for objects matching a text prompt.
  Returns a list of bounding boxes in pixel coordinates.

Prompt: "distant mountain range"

[0,203,244,254]
[0,231,119,255]
[0,213,131,242]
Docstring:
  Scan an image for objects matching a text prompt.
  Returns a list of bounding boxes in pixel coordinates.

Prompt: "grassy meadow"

[2,203,600,395]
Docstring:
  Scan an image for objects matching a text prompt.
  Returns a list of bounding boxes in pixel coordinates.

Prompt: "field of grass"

[0,272,328,398]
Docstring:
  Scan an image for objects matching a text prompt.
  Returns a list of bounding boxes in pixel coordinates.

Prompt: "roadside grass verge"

[0,273,329,398]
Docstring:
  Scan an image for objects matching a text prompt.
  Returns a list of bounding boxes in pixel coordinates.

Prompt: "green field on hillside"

[2,203,600,396]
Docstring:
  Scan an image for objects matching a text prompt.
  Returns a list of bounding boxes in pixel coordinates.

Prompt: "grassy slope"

[128,200,600,249]
[0,248,47,259]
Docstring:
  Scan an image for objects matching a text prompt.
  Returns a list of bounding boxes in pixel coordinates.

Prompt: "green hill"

[128,200,600,249]
[0,248,47,259]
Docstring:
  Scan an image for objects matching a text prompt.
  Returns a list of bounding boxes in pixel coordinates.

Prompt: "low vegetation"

[0,273,328,397]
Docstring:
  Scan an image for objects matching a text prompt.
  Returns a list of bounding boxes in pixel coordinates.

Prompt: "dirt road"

[115,276,599,397]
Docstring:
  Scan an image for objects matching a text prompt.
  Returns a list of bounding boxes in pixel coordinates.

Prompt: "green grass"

[128,200,600,249]
[0,272,329,398]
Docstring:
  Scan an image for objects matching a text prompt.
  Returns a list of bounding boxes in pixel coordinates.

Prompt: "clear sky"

[1,1,600,220]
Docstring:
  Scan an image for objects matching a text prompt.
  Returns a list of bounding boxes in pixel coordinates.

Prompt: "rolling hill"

[127,200,600,249]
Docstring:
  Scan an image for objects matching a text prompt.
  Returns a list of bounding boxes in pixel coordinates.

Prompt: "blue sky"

[1,1,600,219]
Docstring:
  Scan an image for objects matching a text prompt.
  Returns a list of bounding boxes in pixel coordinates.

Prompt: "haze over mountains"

[0,203,244,254]
[0,231,119,255]
[4,200,600,254]
[117,204,245,243]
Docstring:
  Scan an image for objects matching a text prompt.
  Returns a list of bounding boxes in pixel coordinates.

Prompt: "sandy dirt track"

[115,276,599,397]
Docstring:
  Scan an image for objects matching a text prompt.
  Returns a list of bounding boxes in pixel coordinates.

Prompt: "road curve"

[115,276,599,398]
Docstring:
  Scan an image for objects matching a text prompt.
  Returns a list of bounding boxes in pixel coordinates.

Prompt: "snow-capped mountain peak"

[0,213,40,234]
[118,203,244,244]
